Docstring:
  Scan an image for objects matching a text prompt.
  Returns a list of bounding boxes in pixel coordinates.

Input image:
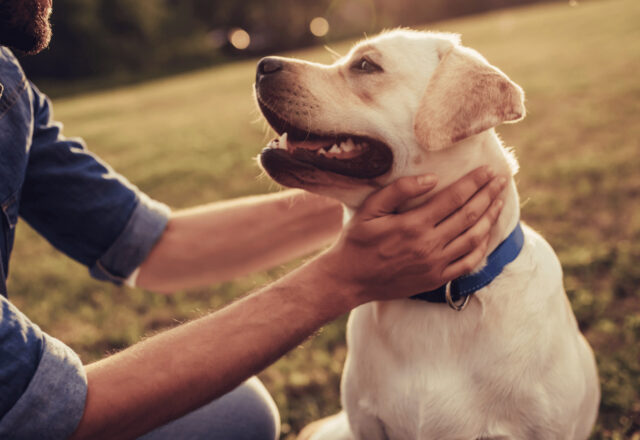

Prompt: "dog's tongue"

[290,139,327,151]
[267,133,367,160]
[268,133,322,152]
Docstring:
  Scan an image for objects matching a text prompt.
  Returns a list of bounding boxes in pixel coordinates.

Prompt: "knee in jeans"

[238,377,280,440]
[137,377,280,440]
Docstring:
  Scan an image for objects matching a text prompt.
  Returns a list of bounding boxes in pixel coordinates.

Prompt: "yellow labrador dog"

[254,29,600,440]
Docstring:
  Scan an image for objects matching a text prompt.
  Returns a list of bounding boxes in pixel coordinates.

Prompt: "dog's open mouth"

[258,101,393,179]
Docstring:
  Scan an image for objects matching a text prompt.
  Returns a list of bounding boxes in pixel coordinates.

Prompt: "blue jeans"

[138,377,280,440]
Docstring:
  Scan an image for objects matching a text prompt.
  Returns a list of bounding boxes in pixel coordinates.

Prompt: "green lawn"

[9,0,640,438]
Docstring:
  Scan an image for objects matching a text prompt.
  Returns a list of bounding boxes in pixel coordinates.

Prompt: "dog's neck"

[345,129,520,272]
[414,130,521,258]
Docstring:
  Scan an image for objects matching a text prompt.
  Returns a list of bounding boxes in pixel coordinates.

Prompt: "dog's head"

[255,29,524,207]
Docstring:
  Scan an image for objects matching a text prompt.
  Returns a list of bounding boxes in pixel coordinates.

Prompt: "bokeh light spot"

[310,17,330,37]
[229,28,251,50]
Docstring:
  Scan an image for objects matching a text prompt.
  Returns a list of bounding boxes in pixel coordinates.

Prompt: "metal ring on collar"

[445,281,470,311]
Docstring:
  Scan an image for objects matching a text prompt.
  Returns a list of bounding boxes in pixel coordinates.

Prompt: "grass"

[8,0,640,438]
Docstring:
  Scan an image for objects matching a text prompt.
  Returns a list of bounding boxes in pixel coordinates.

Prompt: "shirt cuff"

[0,334,88,440]
[90,193,170,284]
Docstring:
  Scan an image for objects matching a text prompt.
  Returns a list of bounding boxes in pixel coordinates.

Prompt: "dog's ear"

[414,46,525,151]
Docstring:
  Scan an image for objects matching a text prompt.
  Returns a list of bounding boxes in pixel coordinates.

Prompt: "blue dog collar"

[411,222,525,310]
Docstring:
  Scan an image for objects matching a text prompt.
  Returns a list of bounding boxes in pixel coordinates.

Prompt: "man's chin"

[8,30,51,55]
[20,30,51,55]
[0,0,52,55]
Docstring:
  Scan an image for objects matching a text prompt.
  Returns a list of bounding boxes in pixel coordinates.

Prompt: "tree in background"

[20,0,209,79]
[19,0,548,81]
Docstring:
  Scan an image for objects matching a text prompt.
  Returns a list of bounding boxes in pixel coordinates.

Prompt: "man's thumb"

[359,174,438,220]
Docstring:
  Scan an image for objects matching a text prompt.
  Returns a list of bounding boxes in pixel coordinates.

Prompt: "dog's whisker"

[324,45,342,60]
[253,119,275,143]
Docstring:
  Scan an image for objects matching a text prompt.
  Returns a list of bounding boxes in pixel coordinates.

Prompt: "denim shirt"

[0,47,170,438]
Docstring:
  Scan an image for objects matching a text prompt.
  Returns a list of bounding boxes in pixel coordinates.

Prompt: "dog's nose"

[256,57,283,80]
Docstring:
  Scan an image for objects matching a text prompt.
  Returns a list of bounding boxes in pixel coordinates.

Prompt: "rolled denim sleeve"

[0,295,87,439]
[89,192,170,284]
[19,82,170,283]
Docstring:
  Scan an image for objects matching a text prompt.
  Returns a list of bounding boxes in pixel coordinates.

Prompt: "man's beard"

[0,0,52,55]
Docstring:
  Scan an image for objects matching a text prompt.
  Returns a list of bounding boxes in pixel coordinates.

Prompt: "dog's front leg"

[349,411,389,440]
[299,411,355,440]
[299,410,388,440]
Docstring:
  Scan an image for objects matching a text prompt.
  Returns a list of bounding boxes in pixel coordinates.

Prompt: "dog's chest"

[341,230,593,439]
[344,300,513,438]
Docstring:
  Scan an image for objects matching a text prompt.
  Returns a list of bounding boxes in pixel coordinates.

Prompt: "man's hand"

[318,166,506,306]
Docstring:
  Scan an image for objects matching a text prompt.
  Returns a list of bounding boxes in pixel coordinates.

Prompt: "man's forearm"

[71,255,354,440]
[137,189,343,293]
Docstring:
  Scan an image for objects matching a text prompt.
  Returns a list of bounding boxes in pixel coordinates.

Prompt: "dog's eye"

[351,57,382,73]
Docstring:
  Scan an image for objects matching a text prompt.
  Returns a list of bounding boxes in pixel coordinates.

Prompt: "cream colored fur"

[414,45,525,151]
[258,29,600,440]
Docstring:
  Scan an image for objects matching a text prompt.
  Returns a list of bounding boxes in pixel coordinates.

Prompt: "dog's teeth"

[341,139,355,152]
[279,133,288,149]
[317,148,327,156]
[329,144,340,154]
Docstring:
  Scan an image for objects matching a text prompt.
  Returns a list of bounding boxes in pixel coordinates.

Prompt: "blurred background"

[23,0,547,94]
[10,0,639,439]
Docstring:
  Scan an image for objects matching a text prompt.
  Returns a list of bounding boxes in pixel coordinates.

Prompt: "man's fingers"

[358,174,438,221]
[418,166,496,225]
[437,177,506,243]
[440,235,490,281]
[441,197,502,261]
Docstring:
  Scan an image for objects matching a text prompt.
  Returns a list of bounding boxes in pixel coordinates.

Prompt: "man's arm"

[136,189,343,293]
[70,168,506,440]
[23,82,343,291]
[74,254,357,440]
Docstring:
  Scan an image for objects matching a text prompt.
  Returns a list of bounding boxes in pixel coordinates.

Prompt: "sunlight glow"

[310,17,330,37]
[229,28,251,50]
